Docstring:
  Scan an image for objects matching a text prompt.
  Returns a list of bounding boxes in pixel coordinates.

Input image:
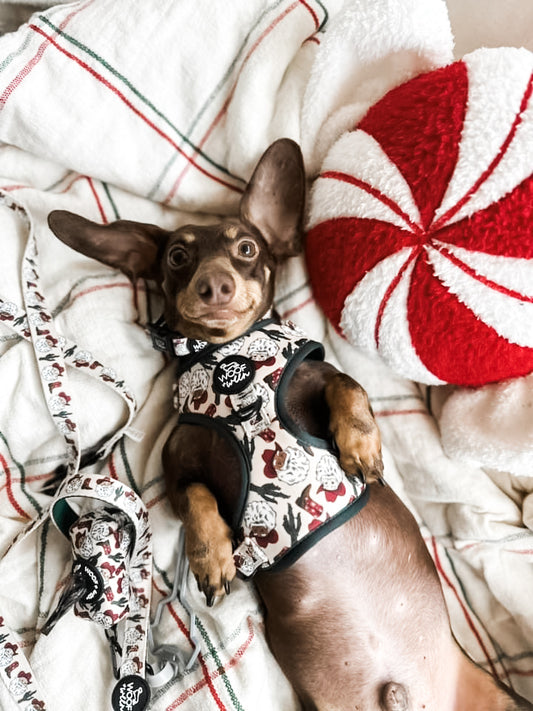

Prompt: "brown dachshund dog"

[48,140,532,711]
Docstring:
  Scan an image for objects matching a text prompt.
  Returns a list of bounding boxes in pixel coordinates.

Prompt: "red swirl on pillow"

[306,48,533,386]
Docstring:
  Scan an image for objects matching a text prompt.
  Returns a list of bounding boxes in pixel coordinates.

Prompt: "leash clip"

[146,528,201,689]
[106,627,123,681]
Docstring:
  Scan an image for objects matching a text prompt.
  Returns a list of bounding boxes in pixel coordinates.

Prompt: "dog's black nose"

[196,272,235,305]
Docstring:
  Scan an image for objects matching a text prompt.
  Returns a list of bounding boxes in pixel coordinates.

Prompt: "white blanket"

[0,1,532,709]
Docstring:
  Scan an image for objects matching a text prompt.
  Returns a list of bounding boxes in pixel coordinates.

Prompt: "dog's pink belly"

[255,483,459,710]
[260,576,458,710]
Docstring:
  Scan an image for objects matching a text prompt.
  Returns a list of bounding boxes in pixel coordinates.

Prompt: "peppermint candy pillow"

[306,48,533,386]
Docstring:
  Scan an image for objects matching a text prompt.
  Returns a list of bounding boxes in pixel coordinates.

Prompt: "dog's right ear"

[47,210,169,282]
[239,138,305,262]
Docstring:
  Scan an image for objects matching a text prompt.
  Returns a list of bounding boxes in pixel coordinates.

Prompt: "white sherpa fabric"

[433,49,533,225]
[300,0,454,174]
[439,374,533,481]
[428,244,533,348]
[307,130,423,229]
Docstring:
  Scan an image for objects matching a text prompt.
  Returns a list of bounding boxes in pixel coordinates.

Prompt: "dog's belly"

[255,483,459,711]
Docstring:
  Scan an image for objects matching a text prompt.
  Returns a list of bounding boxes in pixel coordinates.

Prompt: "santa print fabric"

[174,319,366,574]
[306,48,533,386]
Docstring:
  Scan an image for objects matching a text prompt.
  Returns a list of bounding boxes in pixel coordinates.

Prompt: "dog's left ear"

[239,138,305,261]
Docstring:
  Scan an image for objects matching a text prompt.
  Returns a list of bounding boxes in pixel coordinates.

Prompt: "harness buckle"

[233,536,269,577]
[147,318,174,353]
[230,384,271,437]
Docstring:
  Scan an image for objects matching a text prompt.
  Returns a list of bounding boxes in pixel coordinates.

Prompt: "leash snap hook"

[106,626,123,681]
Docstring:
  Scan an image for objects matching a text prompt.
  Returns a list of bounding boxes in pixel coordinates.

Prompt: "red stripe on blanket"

[0,453,30,519]
[70,282,132,301]
[279,295,316,319]
[167,676,213,709]
[297,0,320,29]
[0,184,27,191]
[0,1,94,107]
[1,472,51,487]
[165,616,256,710]
[28,24,242,195]
[164,0,317,204]
[430,537,499,679]
[108,454,119,480]
[59,173,88,194]
[166,602,227,711]
[145,492,166,509]
[3,177,108,225]
[86,177,108,223]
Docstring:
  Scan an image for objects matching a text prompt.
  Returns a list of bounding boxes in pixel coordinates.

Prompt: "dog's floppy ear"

[239,138,305,261]
[48,210,169,282]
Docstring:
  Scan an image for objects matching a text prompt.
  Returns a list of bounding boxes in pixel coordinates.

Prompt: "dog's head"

[48,139,305,343]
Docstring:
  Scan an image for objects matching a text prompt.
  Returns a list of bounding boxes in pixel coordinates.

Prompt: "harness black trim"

[275,339,330,450]
[178,412,250,533]
[265,484,370,573]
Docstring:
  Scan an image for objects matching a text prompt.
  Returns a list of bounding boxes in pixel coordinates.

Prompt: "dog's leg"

[174,482,236,605]
[324,372,383,483]
[163,424,241,605]
[455,651,533,711]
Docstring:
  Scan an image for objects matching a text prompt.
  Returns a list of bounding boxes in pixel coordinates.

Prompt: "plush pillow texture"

[306,47,533,386]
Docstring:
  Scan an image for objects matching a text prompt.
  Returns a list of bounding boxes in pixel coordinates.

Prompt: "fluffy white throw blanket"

[0,1,532,709]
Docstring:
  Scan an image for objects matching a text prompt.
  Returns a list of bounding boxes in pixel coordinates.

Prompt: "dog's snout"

[196,272,235,305]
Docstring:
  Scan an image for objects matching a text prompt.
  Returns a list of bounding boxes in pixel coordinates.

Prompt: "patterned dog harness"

[153,314,368,577]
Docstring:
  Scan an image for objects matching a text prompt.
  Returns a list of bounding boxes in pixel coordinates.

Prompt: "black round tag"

[213,355,255,394]
[112,675,151,711]
[74,559,104,605]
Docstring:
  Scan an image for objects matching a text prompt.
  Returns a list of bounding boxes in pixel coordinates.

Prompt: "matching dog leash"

[49,474,154,711]
[0,193,199,710]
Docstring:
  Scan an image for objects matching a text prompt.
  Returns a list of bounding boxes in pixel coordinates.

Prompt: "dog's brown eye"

[237,240,256,258]
[168,246,189,268]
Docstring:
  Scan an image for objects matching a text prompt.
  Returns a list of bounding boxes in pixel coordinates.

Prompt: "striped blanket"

[0,1,532,709]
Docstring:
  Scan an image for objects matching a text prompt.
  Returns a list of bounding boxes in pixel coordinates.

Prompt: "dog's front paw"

[179,483,236,606]
[325,373,383,483]
[186,515,236,606]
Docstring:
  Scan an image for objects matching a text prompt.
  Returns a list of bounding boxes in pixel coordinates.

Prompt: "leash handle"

[50,473,153,676]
